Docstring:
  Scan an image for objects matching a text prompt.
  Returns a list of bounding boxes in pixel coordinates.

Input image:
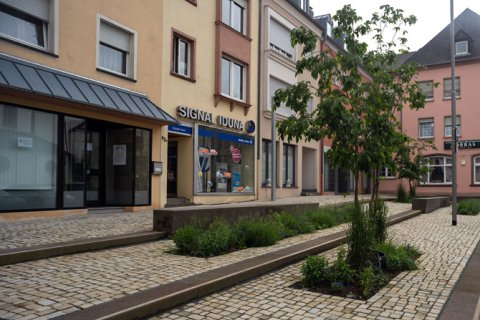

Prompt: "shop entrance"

[167,141,178,198]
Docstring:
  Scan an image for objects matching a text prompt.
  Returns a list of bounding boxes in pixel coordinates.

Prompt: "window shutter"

[270,18,294,56]
[0,0,49,21]
[100,21,130,52]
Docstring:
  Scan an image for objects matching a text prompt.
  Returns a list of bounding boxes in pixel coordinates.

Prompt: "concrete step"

[0,230,165,266]
[56,209,422,320]
[165,197,195,208]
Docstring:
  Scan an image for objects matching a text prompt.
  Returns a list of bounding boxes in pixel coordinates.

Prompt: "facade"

[162,0,258,205]
[380,9,480,197]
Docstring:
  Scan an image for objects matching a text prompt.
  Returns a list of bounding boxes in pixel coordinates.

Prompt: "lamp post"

[271,110,277,201]
[450,0,457,226]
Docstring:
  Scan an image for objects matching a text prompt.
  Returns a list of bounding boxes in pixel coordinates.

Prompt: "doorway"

[167,141,178,198]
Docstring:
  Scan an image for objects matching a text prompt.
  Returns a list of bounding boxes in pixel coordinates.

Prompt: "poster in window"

[113,144,127,165]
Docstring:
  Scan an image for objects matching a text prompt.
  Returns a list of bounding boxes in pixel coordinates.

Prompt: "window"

[422,156,452,184]
[172,32,194,79]
[262,140,272,186]
[327,22,333,37]
[283,144,295,187]
[269,76,293,116]
[269,18,294,60]
[474,156,480,185]
[0,0,50,50]
[419,81,434,101]
[444,116,461,137]
[380,167,395,179]
[222,0,246,34]
[307,97,314,114]
[221,56,245,101]
[419,118,434,138]
[196,126,254,193]
[443,77,460,99]
[98,19,135,78]
[455,40,468,56]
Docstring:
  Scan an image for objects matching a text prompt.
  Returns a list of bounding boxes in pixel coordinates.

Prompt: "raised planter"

[412,196,451,213]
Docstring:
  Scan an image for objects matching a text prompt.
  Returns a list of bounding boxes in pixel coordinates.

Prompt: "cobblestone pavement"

[0,195,370,250]
[153,207,480,320]
[0,201,407,320]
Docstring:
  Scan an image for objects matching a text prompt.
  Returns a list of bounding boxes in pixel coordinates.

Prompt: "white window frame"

[0,0,58,54]
[419,80,434,101]
[474,156,480,185]
[422,156,452,185]
[419,118,434,139]
[443,77,461,99]
[221,56,246,102]
[221,0,246,35]
[444,116,461,138]
[96,15,137,79]
[380,167,395,179]
[172,34,192,78]
[455,40,468,56]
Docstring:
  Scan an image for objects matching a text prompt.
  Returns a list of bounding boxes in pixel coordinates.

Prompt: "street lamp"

[450,0,457,226]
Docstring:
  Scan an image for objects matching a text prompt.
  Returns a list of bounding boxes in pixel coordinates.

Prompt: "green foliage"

[359,266,375,298]
[396,184,409,203]
[329,248,355,285]
[273,212,315,237]
[196,221,232,257]
[301,255,329,287]
[307,204,353,229]
[173,224,202,255]
[377,242,420,272]
[458,199,480,215]
[368,199,388,244]
[346,205,374,269]
[235,218,281,247]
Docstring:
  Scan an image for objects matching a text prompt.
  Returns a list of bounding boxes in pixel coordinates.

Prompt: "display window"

[196,126,254,193]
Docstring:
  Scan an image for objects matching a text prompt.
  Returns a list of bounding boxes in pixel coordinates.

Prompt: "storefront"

[167,106,256,204]
[0,54,176,217]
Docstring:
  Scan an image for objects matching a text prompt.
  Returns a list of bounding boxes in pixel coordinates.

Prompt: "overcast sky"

[310,0,480,51]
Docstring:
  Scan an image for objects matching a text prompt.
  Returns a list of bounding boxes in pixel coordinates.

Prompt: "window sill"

[0,36,58,58]
[215,21,252,42]
[170,71,196,83]
[214,94,251,114]
[96,67,137,82]
[470,184,480,187]
[417,184,452,187]
[443,96,461,100]
[419,137,434,140]
[425,98,434,102]
[282,186,298,189]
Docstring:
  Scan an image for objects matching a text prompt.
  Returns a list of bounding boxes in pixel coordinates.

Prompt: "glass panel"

[0,104,57,211]
[99,43,127,74]
[105,128,134,205]
[64,117,86,208]
[475,157,480,165]
[287,146,294,186]
[419,81,433,99]
[232,3,244,33]
[221,0,230,25]
[475,166,480,183]
[261,140,268,184]
[178,39,189,76]
[445,166,452,183]
[196,126,254,193]
[232,62,243,99]
[86,130,100,202]
[0,4,45,47]
[429,166,444,183]
[134,129,150,205]
[221,58,230,96]
[282,146,287,185]
[445,157,452,164]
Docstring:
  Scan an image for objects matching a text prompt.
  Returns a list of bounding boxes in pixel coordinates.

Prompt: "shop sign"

[444,140,480,150]
[217,115,244,130]
[168,123,193,136]
[177,106,213,124]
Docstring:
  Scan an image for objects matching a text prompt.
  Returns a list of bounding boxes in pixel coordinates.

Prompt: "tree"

[273,5,426,207]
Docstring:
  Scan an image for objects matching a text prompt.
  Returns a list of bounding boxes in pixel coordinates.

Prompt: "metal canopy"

[0,53,177,124]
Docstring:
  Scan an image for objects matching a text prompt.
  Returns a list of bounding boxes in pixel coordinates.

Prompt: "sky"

[309,0,480,51]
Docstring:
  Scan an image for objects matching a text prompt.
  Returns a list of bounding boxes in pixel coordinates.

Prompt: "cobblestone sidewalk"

[0,202,407,320]
[153,207,480,320]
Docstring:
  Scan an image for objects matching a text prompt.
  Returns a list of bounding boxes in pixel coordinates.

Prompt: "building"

[379,8,480,197]
[162,0,258,205]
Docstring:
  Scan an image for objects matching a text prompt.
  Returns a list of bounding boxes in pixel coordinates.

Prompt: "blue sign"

[199,127,254,145]
[168,124,192,136]
[245,120,256,133]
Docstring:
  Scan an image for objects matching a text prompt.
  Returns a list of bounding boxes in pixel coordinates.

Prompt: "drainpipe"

[319,31,326,195]
[256,0,263,200]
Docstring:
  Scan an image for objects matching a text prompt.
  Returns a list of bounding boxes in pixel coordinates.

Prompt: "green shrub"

[347,204,374,269]
[196,221,232,257]
[301,255,329,287]
[396,184,409,203]
[273,212,315,238]
[458,199,480,215]
[236,218,281,247]
[368,199,388,244]
[329,248,355,285]
[173,224,202,255]
[359,266,375,298]
[377,242,419,272]
[307,208,337,229]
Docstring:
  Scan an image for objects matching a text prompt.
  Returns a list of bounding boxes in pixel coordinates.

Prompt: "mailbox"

[151,161,163,175]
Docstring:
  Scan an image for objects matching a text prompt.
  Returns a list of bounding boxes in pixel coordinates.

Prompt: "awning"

[0,53,177,124]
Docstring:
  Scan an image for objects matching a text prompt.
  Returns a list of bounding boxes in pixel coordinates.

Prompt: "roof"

[406,8,480,66]
[313,14,346,49]
[0,53,177,124]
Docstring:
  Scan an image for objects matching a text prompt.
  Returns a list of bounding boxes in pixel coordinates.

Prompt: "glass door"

[167,141,177,198]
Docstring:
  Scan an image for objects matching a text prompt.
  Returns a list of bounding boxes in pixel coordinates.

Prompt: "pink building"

[380,9,480,197]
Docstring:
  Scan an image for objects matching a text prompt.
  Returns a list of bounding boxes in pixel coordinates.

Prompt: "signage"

[177,106,213,123]
[168,124,193,136]
[444,140,480,150]
[17,137,33,148]
[230,145,241,163]
[245,120,256,133]
[217,115,244,130]
[113,144,127,165]
[198,127,254,145]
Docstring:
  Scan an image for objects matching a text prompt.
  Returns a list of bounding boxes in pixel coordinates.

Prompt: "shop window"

[474,156,480,185]
[98,18,136,78]
[196,126,254,193]
[221,56,246,101]
[172,31,195,80]
[0,0,54,51]
[64,117,86,208]
[283,144,295,187]
[222,0,246,34]
[0,104,58,211]
[421,156,452,184]
[261,139,272,186]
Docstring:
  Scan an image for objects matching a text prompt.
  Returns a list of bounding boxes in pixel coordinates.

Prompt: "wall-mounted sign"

[113,144,127,165]
[444,140,480,150]
[17,137,33,148]
[177,105,255,133]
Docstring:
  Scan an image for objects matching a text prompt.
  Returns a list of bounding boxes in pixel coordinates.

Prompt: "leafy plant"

[368,199,388,244]
[329,248,355,285]
[236,218,281,247]
[196,221,231,257]
[359,266,375,298]
[396,183,409,203]
[377,242,420,272]
[301,255,329,287]
[458,199,480,215]
[173,224,202,255]
[273,212,315,237]
[347,205,374,269]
